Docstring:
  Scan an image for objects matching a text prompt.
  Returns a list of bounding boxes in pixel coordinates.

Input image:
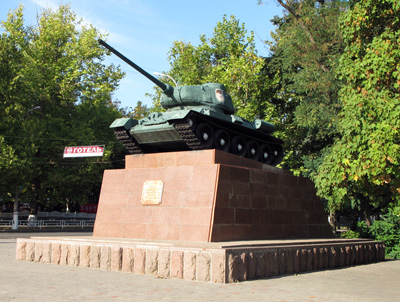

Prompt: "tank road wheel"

[247,140,260,161]
[195,123,214,149]
[260,144,273,165]
[187,116,196,130]
[214,129,230,152]
[269,144,284,166]
[231,135,247,157]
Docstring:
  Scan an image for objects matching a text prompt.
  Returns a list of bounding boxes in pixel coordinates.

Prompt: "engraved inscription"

[141,180,164,205]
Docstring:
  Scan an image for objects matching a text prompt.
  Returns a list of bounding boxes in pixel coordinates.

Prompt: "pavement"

[1,232,399,302]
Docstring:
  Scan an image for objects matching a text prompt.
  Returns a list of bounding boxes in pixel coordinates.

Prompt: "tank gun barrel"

[98,39,173,96]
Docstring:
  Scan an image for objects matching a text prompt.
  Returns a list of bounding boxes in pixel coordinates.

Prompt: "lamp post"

[11,189,19,230]
[11,106,41,230]
[153,72,178,87]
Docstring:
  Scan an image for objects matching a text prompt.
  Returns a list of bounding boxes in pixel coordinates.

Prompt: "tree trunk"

[28,178,41,228]
[12,188,20,230]
[329,210,337,231]
[361,199,372,226]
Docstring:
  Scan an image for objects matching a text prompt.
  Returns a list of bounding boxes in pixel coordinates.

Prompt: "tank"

[99,39,284,166]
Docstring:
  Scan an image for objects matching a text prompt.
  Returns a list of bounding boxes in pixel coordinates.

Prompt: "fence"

[0,219,95,229]
[0,211,96,220]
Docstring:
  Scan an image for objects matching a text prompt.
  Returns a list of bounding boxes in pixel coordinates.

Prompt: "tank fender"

[253,119,275,133]
[140,112,166,125]
[110,118,138,130]
[231,115,244,124]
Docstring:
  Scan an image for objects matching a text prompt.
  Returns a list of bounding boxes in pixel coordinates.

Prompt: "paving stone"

[145,249,158,276]
[255,252,266,278]
[90,245,101,268]
[247,252,257,280]
[270,250,279,276]
[329,246,337,268]
[197,252,211,282]
[60,244,70,265]
[134,248,146,274]
[183,251,196,281]
[111,246,122,271]
[158,249,170,278]
[339,247,345,266]
[52,242,62,265]
[34,241,43,262]
[211,252,225,283]
[70,244,80,266]
[79,245,91,267]
[312,247,319,270]
[15,240,27,261]
[305,249,313,271]
[286,249,294,274]
[122,247,134,273]
[300,249,307,272]
[279,249,287,275]
[26,241,35,262]
[170,250,184,279]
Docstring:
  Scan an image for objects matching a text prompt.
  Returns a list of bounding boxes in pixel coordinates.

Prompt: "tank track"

[174,122,202,150]
[176,113,282,151]
[114,113,283,165]
[173,112,283,165]
[114,128,143,154]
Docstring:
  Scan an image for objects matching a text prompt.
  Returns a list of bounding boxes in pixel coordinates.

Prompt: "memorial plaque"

[141,180,164,205]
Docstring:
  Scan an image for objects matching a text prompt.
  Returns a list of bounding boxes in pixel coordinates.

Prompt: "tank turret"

[100,39,283,166]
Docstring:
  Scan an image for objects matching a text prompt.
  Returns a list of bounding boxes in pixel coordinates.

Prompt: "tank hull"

[112,108,283,166]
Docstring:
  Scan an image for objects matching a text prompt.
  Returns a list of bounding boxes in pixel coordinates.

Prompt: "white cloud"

[102,0,156,18]
[30,0,59,10]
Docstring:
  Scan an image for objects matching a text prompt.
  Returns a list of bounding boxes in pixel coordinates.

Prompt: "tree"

[314,0,400,225]
[263,0,347,173]
[158,15,279,122]
[120,101,150,119]
[0,5,124,214]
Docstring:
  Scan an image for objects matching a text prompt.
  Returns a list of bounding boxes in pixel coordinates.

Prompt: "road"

[1,232,399,301]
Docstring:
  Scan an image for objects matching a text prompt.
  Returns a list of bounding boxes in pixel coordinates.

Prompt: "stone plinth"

[93,150,332,241]
[16,237,385,283]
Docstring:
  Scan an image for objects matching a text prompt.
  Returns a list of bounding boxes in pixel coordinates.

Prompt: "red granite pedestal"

[93,150,333,242]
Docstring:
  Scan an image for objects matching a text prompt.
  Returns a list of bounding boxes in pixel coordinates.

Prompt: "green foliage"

[267,0,347,172]
[0,5,124,212]
[341,209,400,259]
[159,15,278,122]
[341,220,370,239]
[120,101,150,119]
[341,229,360,239]
[370,208,400,259]
[355,220,371,238]
[314,0,400,222]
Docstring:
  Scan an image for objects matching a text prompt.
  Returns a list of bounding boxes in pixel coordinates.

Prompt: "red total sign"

[63,145,104,158]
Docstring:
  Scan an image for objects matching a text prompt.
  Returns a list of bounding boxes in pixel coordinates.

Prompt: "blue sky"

[1,0,284,108]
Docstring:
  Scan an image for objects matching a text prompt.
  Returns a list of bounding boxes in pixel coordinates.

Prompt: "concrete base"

[16,237,385,283]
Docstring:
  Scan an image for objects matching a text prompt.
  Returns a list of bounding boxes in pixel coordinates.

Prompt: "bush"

[369,208,400,259]
[341,229,360,239]
[341,208,400,259]
[355,220,371,238]
[341,221,370,239]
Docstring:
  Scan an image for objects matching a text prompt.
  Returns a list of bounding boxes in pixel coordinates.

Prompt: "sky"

[0,0,285,109]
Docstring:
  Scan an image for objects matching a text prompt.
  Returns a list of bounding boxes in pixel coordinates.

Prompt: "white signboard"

[63,145,104,158]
